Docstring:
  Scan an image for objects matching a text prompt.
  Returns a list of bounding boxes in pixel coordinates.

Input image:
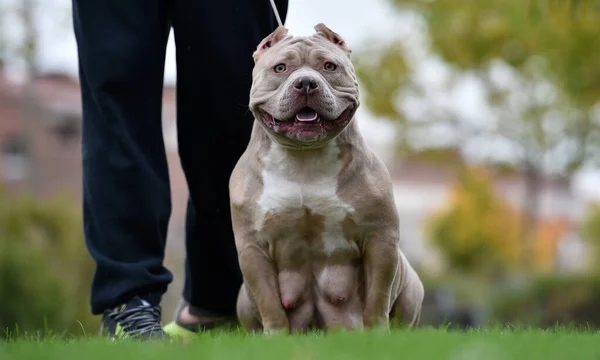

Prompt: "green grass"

[1,328,599,360]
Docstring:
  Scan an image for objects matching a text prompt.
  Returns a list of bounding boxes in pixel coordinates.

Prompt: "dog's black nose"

[294,76,318,94]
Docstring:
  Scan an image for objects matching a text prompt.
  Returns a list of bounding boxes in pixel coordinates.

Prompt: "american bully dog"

[229,23,424,334]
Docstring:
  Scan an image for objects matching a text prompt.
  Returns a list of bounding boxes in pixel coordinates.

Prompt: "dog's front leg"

[361,230,400,330]
[238,242,289,334]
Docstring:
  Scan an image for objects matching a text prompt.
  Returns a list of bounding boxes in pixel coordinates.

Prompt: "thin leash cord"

[269,0,283,26]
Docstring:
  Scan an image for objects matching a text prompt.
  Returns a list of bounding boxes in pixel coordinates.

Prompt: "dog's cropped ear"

[314,23,351,55]
[253,26,289,62]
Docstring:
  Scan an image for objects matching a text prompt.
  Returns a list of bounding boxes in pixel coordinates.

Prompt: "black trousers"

[72,0,288,316]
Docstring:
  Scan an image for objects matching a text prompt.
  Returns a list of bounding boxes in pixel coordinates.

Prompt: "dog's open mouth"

[258,106,353,134]
[295,107,320,123]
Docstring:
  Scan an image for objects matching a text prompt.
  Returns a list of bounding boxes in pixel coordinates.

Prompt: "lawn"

[1,328,599,360]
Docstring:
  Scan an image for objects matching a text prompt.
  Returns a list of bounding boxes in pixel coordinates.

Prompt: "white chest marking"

[257,143,355,256]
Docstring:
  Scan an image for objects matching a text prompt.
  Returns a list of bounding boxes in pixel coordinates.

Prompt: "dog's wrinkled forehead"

[252,23,352,66]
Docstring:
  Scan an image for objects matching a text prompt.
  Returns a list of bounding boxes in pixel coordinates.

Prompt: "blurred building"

[0,68,189,265]
[0,68,190,315]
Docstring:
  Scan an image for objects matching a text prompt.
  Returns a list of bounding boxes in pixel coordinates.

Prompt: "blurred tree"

[538,2,600,168]
[581,203,600,272]
[491,275,600,329]
[354,42,412,153]
[355,0,600,262]
[0,187,97,338]
[0,0,43,193]
[425,166,522,277]
[426,166,567,278]
[18,0,41,194]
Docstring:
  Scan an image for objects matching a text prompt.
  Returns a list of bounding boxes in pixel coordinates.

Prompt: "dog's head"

[249,24,360,149]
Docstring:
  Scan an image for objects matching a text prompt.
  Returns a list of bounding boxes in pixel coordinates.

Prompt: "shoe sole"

[163,322,198,339]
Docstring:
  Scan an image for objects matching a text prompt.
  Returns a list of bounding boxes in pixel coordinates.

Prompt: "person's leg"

[72,0,172,337]
[165,0,288,332]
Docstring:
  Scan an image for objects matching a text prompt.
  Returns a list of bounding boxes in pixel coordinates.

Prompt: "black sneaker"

[101,296,167,340]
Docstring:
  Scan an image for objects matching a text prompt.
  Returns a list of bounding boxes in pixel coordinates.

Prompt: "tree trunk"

[19,0,39,194]
[520,159,541,270]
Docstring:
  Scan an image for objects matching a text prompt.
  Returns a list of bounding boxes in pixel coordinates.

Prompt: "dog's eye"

[273,64,286,73]
[324,62,337,71]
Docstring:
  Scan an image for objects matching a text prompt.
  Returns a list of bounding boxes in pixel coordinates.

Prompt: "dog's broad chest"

[255,144,357,256]
[258,169,351,219]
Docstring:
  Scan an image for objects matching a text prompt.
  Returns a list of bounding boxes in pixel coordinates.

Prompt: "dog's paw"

[263,327,288,336]
[363,314,391,331]
[262,320,290,336]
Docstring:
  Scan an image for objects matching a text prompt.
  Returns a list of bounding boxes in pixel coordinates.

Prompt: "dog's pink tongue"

[295,107,318,122]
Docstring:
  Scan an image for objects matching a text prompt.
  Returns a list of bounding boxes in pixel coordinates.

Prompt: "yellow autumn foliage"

[426,166,568,276]
[426,166,522,275]
[533,218,568,273]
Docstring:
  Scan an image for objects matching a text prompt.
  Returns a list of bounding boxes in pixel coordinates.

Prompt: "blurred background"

[1,0,600,337]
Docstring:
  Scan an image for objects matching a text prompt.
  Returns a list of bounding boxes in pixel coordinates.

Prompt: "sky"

[4,0,600,199]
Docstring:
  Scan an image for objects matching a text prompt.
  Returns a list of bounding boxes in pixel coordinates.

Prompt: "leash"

[269,0,283,26]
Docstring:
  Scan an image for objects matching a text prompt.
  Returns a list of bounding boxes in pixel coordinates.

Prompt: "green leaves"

[0,187,98,338]
[354,42,411,119]
[356,0,600,172]
[581,203,600,271]
[426,167,523,276]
